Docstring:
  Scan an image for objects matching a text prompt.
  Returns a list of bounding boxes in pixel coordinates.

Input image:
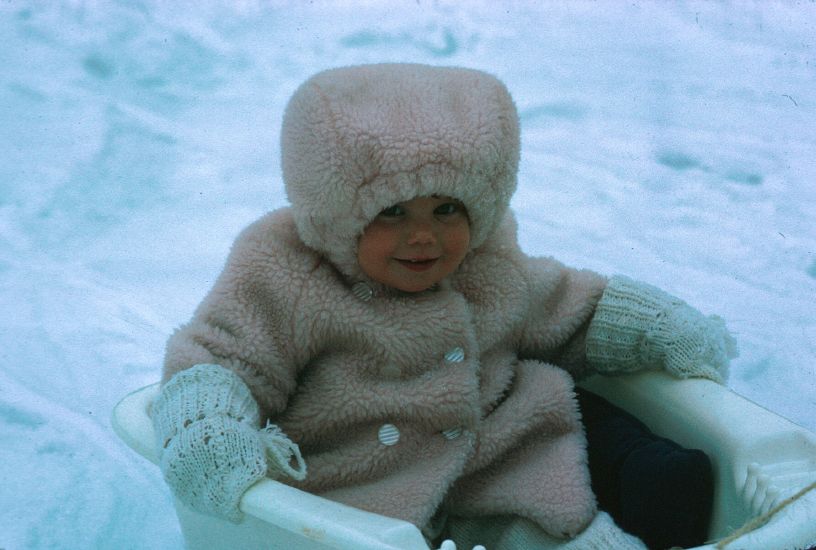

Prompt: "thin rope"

[715,480,816,549]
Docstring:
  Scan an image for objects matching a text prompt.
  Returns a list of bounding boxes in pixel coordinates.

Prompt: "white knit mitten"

[152,364,306,522]
[586,275,738,383]
[561,511,647,550]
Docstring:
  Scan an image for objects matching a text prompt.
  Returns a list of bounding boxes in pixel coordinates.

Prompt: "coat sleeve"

[517,255,608,380]
[162,211,315,417]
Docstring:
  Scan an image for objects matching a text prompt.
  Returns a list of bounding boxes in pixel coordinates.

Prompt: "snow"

[1,1,814,548]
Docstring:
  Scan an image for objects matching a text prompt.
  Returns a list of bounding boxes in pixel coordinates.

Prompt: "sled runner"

[112,371,816,550]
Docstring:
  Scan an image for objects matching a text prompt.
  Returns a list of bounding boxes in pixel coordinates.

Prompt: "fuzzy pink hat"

[281,63,520,281]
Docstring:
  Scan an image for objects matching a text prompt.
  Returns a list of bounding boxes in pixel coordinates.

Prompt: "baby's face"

[357,196,470,293]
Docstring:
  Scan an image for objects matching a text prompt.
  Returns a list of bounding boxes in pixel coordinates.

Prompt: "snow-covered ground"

[1,1,814,548]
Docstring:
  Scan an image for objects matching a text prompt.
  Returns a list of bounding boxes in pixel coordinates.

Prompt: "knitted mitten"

[586,275,738,383]
[152,364,306,522]
[560,511,647,550]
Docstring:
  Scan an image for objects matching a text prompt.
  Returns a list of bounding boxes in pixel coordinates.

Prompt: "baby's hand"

[587,276,738,383]
[153,364,305,522]
[160,414,268,522]
[653,306,738,383]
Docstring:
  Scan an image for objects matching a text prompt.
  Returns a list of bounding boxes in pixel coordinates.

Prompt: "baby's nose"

[407,227,435,245]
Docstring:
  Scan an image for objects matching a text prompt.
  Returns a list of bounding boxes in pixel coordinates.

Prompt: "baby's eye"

[434,202,462,216]
[379,205,405,217]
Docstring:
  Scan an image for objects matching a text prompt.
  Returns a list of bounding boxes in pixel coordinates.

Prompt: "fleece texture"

[163,209,607,535]
[444,511,646,550]
[163,63,607,537]
[281,63,520,285]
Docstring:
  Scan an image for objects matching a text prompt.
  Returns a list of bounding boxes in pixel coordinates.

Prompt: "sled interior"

[112,371,816,549]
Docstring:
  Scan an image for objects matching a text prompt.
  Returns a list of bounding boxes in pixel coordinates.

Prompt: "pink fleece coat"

[163,206,608,538]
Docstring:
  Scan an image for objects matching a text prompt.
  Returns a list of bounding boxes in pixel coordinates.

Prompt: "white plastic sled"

[112,371,816,550]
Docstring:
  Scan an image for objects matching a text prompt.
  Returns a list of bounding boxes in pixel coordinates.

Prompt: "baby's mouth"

[395,257,438,272]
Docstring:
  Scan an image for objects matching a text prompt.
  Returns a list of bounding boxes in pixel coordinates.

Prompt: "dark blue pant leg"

[577,388,714,550]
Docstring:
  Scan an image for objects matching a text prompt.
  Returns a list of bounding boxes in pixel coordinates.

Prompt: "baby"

[153,63,736,549]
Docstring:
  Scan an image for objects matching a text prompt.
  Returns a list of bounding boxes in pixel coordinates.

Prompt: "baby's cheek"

[448,223,471,257]
[358,227,390,263]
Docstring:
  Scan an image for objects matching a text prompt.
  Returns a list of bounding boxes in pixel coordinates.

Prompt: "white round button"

[378,424,400,446]
[444,347,465,363]
[352,282,373,302]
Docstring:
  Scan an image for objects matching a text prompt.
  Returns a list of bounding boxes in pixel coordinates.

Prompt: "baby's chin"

[386,279,438,293]
[400,283,438,293]
[381,274,443,294]
[390,269,449,293]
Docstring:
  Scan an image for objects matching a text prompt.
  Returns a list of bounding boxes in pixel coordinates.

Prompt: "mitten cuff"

[586,276,679,373]
[153,364,260,449]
